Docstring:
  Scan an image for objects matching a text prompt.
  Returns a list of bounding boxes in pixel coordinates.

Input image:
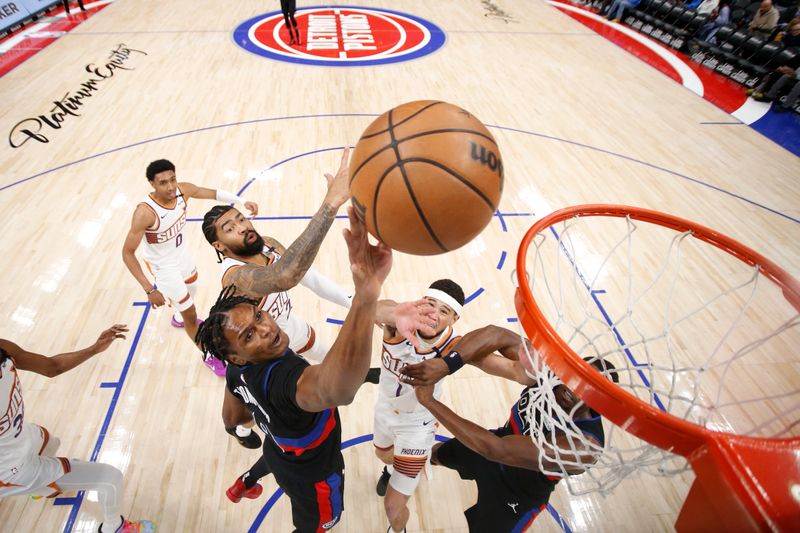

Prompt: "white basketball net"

[515,213,800,496]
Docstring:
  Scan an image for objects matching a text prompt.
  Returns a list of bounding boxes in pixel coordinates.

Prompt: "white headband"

[425,288,463,316]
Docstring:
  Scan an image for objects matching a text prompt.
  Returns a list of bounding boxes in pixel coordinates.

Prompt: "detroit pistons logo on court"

[233,6,445,67]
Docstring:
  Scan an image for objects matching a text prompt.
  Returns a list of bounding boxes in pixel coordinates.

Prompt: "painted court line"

[2,115,794,225]
[248,434,571,532]
[52,301,151,533]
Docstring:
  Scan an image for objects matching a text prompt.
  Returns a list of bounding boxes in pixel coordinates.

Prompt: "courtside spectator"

[605,0,641,22]
[748,0,780,39]
[778,16,800,47]
[699,0,732,42]
[696,0,720,15]
[748,20,800,111]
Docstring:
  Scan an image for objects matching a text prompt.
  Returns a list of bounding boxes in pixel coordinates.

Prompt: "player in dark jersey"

[401,325,617,533]
[196,207,436,532]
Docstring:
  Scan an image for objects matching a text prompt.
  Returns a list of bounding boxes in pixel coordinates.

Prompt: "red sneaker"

[226,477,263,503]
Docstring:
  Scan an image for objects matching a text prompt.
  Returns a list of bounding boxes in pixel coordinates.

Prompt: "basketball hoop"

[514,204,800,532]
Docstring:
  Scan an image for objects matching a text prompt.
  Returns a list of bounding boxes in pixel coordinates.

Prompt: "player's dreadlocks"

[195,285,259,364]
[202,205,236,263]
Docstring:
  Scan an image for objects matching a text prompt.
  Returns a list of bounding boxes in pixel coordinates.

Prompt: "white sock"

[235,425,252,437]
[173,311,183,323]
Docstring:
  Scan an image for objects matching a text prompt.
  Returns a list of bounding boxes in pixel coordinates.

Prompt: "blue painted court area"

[751,108,800,157]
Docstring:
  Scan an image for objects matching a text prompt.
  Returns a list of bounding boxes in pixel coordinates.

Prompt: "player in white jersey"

[373,279,465,533]
[205,206,352,361]
[201,148,382,451]
[0,326,156,533]
[122,158,258,377]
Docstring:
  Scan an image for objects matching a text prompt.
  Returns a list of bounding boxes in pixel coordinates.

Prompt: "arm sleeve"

[216,189,245,205]
[299,266,353,309]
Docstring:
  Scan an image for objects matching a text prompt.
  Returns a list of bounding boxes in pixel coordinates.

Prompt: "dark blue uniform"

[436,385,605,533]
[226,351,344,533]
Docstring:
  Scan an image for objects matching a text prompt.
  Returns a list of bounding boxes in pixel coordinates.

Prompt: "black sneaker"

[226,426,262,449]
[376,466,391,496]
[365,367,381,384]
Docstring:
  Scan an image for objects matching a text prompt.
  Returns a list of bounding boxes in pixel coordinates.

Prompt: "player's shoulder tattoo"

[262,235,287,254]
[226,262,283,298]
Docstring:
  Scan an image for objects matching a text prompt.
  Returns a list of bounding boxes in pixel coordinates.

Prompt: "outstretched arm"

[180,182,258,216]
[294,206,391,412]
[0,325,128,378]
[374,299,437,348]
[224,149,351,299]
[417,386,595,474]
[400,325,529,386]
[299,266,353,308]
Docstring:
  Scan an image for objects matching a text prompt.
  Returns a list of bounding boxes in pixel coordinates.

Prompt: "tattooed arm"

[226,148,351,298]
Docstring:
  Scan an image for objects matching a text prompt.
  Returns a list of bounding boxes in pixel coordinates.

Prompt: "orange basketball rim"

[514,204,800,532]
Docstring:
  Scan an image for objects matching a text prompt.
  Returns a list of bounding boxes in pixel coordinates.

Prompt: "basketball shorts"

[275,468,344,533]
[373,399,436,496]
[435,437,549,533]
[145,249,198,312]
[0,424,71,498]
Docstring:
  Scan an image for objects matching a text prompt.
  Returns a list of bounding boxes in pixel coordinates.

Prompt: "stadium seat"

[771,47,800,69]
[744,1,761,20]
[692,24,735,58]
[777,6,796,24]
[717,29,750,56]
[652,5,681,38]
[674,10,697,31]
[683,13,708,37]
[730,8,747,25]
[734,35,767,64]
[739,41,785,77]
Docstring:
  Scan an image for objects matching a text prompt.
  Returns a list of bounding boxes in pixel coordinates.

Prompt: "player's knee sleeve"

[389,455,427,496]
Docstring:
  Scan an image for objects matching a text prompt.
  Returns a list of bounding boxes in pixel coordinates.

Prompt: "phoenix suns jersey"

[221,246,314,353]
[139,186,189,268]
[378,326,461,413]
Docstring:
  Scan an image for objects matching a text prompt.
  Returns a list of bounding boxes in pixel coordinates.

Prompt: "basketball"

[349,100,504,255]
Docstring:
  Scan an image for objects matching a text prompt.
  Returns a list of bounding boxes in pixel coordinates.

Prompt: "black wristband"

[443,350,465,374]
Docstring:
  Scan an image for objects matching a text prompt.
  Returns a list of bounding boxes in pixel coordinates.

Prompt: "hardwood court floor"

[0,1,797,532]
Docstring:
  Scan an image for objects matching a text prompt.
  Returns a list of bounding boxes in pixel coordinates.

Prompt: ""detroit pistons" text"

[306,13,376,52]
